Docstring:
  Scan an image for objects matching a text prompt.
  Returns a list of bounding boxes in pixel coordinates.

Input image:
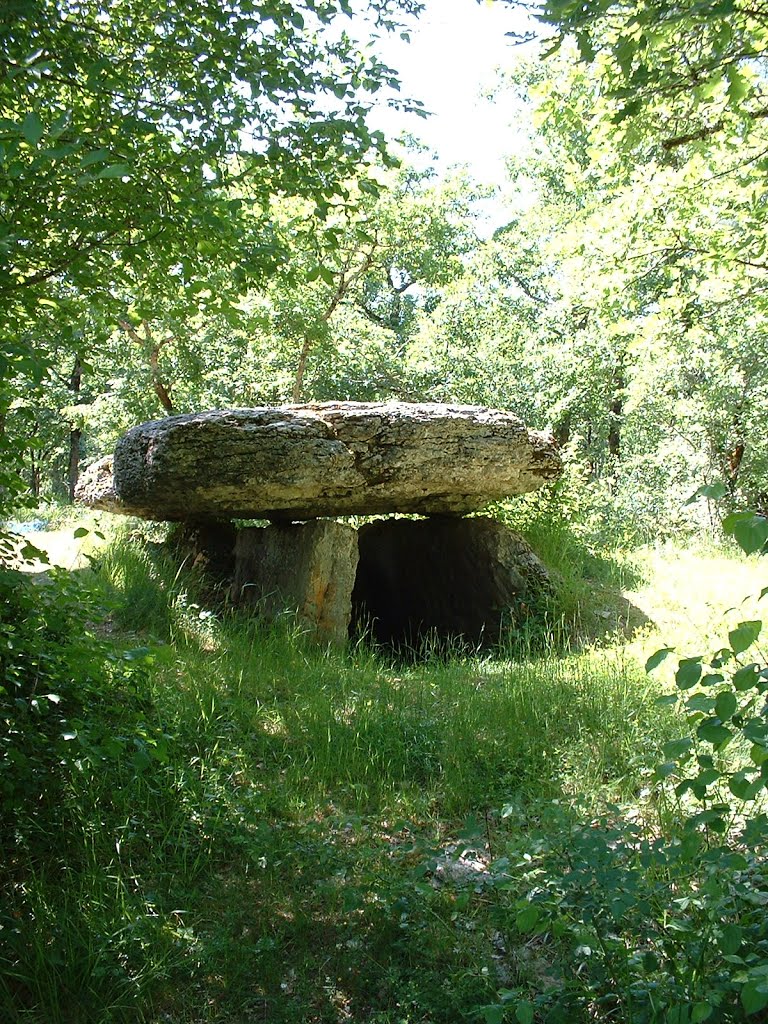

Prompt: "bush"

[474,517,768,1024]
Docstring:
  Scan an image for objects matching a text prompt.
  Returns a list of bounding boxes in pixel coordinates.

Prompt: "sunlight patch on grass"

[4,521,109,571]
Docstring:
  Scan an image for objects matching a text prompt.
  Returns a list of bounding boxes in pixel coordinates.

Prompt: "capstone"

[76,402,561,521]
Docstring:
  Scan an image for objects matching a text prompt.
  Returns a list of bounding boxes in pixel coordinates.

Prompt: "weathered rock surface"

[231,520,359,645]
[76,402,561,521]
[164,514,554,650]
[73,455,122,513]
[351,517,552,650]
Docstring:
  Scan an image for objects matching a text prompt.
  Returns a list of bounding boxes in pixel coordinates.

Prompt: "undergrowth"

[2,523,766,1023]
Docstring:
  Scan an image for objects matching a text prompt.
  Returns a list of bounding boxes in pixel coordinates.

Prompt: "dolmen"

[77,402,562,650]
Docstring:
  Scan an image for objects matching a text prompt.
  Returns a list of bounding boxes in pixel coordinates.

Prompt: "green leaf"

[20,541,48,564]
[715,691,737,720]
[646,647,674,672]
[744,718,768,743]
[515,1002,535,1024]
[95,163,131,179]
[676,658,703,689]
[722,512,768,555]
[642,950,659,971]
[79,148,112,167]
[733,664,760,691]
[692,1003,713,1023]
[664,737,693,760]
[729,621,761,655]
[516,905,541,932]
[700,672,725,687]
[741,981,768,1015]
[694,767,720,788]
[720,924,743,955]
[686,694,715,713]
[612,98,642,123]
[666,1005,692,1024]
[480,1006,506,1024]
[729,773,755,799]
[697,720,733,749]
[22,111,44,145]
[726,66,750,104]
[73,526,89,538]
[685,482,727,505]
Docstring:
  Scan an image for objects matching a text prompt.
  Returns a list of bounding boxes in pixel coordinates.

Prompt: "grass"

[2,520,766,1023]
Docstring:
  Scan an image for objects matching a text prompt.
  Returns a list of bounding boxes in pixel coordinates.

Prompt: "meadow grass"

[2,523,765,1023]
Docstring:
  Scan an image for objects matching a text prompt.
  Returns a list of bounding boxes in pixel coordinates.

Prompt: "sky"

[370,0,541,188]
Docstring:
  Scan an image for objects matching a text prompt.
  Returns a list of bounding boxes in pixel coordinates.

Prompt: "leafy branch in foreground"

[454,511,768,1022]
[505,0,768,149]
[471,604,768,1023]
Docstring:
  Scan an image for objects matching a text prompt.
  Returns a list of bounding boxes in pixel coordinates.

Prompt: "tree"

[256,164,481,402]
[473,1,768,532]
[1,0,423,509]
[502,0,768,151]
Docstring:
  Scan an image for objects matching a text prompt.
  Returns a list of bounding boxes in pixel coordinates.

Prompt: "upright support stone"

[231,520,359,645]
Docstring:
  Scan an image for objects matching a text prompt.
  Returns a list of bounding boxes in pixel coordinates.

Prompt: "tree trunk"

[291,245,377,402]
[118,319,175,414]
[725,412,745,496]
[727,442,745,494]
[30,458,40,498]
[553,412,571,448]
[149,345,175,413]
[68,356,82,502]
[607,372,625,460]
[293,336,313,403]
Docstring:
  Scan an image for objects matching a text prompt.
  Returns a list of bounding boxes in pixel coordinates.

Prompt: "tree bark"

[30,459,40,498]
[293,336,314,404]
[119,318,176,414]
[553,412,571,448]
[292,244,377,403]
[67,356,82,502]
[148,343,175,413]
[607,371,625,460]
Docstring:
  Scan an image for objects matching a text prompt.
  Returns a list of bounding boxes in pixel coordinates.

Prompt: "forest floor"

[3,519,767,1024]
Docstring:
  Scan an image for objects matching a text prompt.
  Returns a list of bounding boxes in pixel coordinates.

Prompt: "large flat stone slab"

[77,402,561,521]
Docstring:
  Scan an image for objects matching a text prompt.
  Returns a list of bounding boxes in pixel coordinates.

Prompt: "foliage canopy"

[1,0,422,507]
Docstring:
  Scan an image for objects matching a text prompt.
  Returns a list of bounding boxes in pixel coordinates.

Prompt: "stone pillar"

[231,520,359,645]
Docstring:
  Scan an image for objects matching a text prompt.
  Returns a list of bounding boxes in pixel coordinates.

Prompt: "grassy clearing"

[2,523,766,1023]
[3,513,110,571]
[624,540,767,651]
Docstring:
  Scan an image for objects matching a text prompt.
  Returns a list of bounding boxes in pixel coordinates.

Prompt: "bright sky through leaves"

[372,0,539,185]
